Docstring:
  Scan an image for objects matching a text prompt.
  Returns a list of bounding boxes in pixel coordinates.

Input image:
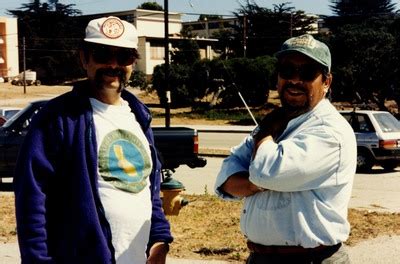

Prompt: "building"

[0,17,19,80]
[183,17,239,39]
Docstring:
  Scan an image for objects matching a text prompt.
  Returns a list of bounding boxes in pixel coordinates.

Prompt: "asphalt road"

[199,131,248,151]
[172,157,400,213]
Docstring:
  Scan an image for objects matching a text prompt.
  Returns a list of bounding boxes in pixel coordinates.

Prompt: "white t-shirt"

[90,98,153,264]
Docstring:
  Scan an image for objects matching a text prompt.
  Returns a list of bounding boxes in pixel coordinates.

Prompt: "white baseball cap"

[84,16,138,49]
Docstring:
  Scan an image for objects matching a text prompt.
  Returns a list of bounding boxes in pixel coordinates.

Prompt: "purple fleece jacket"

[14,81,173,263]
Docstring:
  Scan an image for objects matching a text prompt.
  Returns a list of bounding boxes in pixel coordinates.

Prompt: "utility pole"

[23,37,26,94]
[204,17,209,38]
[243,15,247,58]
[164,0,171,127]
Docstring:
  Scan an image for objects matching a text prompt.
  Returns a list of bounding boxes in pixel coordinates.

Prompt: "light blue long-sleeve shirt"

[214,99,357,248]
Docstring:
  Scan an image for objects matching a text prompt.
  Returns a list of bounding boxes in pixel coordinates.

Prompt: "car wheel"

[382,161,398,171]
[357,150,373,172]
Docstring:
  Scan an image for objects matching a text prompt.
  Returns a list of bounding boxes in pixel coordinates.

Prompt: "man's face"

[276,53,332,116]
[80,44,137,92]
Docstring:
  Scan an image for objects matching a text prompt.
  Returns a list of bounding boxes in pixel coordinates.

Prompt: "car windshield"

[373,112,400,133]
[4,110,20,119]
[2,107,29,128]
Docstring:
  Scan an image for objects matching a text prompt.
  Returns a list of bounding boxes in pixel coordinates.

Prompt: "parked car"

[340,110,400,171]
[0,116,6,126]
[0,107,21,120]
[0,100,206,180]
[10,70,41,86]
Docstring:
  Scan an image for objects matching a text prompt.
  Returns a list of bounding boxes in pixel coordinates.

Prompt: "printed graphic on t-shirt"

[99,129,151,193]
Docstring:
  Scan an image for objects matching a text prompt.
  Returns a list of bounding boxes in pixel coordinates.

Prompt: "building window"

[150,45,164,60]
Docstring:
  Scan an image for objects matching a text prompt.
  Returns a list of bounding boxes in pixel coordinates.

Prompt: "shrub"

[214,56,277,107]
[129,70,148,90]
[152,56,277,108]
[152,64,192,107]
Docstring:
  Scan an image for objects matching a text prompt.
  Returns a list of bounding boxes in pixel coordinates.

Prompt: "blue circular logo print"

[99,129,152,193]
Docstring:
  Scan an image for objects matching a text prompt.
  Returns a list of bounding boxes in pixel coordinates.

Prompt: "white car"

[0,107,22,120]
[340,110,400,171]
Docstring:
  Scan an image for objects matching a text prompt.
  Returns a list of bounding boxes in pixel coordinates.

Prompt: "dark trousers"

[246,244,350,264]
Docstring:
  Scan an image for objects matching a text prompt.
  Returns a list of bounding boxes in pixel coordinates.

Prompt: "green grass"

[151,107,271,125]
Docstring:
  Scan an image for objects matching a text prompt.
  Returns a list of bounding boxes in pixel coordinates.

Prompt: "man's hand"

[253,107,290,154]
[147,242,169,264]
[254,108,289,142]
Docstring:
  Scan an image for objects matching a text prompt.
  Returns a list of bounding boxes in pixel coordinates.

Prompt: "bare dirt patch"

[0,195,17,244]
[0,82,72,107]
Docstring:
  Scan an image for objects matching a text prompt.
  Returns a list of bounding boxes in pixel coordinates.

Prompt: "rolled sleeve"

[214,135,254,200]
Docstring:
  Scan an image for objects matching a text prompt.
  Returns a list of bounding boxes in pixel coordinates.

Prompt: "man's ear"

[79,50,88,70]
[323,73,333,96]
[323,73,333,90]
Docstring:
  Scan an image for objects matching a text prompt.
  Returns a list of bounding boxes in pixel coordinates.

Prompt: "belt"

[247,241,341,255]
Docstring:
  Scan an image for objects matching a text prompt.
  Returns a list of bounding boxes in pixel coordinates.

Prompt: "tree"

[211,29,235,59]
[215,56,276,107]
[324,0,400,113]
[230,1,317,57]
[171,39,200,65]
[328,19,398,111]
[326,0,398,32]
[7,0,82,83]
[330,0,396,17]
[152,39,201,107]
[137,2,163,11]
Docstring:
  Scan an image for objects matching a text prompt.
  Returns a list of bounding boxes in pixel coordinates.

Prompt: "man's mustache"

[282,83,307,93]
[96,68,125,79]
[94,67,128,92]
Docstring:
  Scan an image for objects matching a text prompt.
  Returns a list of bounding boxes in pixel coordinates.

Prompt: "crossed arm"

[219,108,290,198]
[220,171,263,198]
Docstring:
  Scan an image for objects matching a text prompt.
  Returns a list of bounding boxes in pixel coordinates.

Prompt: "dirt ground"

[0,82,72,107]
[1,194,399,262]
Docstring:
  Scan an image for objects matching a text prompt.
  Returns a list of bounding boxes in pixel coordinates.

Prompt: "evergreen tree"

[231,1,317,57]
[326,0,398,30]
[329,21,396,103]
[137,2,163,11]
[324,0,400,112]
[330,0,396,16]
[7,0,82,83]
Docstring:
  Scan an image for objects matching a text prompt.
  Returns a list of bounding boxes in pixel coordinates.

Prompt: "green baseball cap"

[276,34,331,71]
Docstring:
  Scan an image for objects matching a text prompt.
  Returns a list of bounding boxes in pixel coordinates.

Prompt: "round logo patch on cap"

[101,17,125,39]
